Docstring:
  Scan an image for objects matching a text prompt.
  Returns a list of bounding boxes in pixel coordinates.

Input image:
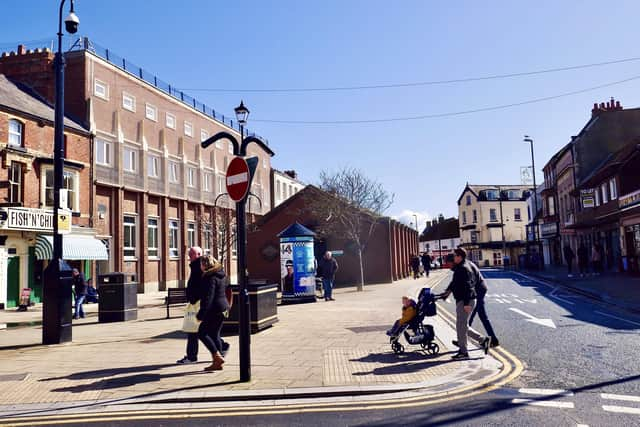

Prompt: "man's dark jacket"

[186,258,203,305]
[73,273,87,296]
[318,257,339,280]
[421,254,431,271]
[467,260,487,296]
[446,260,477,305]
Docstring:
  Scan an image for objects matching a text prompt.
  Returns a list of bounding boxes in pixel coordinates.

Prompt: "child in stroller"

[388,288,440,355]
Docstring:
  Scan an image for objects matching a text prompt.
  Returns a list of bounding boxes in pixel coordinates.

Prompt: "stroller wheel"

[429,343,440,355]
[391,342,405,354]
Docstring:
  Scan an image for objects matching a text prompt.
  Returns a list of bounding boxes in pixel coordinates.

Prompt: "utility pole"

[499,186,507,269]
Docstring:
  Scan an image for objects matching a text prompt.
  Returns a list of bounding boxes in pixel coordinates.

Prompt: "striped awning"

[35,235,109,261]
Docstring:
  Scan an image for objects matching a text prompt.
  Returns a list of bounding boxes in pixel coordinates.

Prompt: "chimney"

[17,45,26,55]
[616,100,622,110]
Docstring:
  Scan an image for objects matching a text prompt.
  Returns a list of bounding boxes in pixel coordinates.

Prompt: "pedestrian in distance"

[421,252,432,278]
[563,244,575,278]
[71,268,87,319]
[577,243,589,277]
[318,251,339,301]
[85,278,99,304]
[197,255,230,372]
[467,260,499,353]
[411,254,421,279]
[439,247,476,360]
[592,243,603,276]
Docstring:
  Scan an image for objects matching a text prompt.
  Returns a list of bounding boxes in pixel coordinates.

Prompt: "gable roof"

[420,217,460,241]
[580,142,640,188]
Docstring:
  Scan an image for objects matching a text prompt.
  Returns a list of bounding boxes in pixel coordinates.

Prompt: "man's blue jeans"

[322,278,334,299]
[74,295,85,318]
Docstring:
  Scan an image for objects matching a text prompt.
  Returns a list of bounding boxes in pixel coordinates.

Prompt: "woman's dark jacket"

[445,260,477,305]
[197,267,229,322]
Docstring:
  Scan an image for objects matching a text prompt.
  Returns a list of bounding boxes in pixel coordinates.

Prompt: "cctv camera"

[65,12,80,34]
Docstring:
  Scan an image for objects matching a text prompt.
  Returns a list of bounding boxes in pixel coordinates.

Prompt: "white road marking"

[601,393,640,403]
[520,298,538,304]
[576,424,589,427]
[509,307,557,328]
[594,311,640,327]
[512,398,574,408]
[519,388,574,396]
[548,294,576,306]
[602,405,640,415]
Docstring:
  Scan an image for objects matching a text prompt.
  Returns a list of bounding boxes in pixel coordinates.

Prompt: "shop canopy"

[35,235,108,261]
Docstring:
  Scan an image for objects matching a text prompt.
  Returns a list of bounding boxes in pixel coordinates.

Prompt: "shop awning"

[35,235,108,261]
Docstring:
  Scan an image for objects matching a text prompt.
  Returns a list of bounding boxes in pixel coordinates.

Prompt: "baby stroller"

[390,287,440,355]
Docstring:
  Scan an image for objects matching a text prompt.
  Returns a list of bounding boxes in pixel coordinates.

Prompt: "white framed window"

[168,219,179,258]
[215,139,223,149]
[514,208,522,221]
[166,113,176,129]
[462,211,467,225]
[217,175,225,195]
[9,162,23,204]
[489,208,498,222]
[96,138,111,166]
[123,215,137,259]
[147,155,160,178]
[187,167,196,188]
[203,223,212,255]
[263,157,267,168]
[472,209,477,223]
[147,217,159,259]
[201,130,209,142]
[169,161,180,183]
[187,222,196,248]
[145,103,157,121]
[122,92,136,112]
[595,188,601,206]
[228,141,233,154]
[43,167,78,211]
[123,147,137,173]
[94,79,108,100]
[601,183,608,204]
[466,195,471,205]
[184,121,193,137]
[547,196,555,216]
[609,178,617,200]
[8,119,23,147]
[203,172,211,192]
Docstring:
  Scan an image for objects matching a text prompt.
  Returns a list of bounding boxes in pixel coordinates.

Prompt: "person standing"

[577,243,589,277]
[439,248,476,360]
[318,251,339,301]
[72,268,87,319]
[421,252,432,278]
[563,244,575,278]
[410,254,421,279]
[592,242,602,275]
[197,255,230,372]
[467,260,499,352]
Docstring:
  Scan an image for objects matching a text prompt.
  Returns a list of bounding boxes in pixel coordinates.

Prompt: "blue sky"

[3,1,640,227]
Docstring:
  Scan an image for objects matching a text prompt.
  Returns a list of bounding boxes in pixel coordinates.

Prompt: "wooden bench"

[166,288,188,319]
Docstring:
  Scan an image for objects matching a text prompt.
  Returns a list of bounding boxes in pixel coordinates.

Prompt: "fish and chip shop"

[0,207,108,309]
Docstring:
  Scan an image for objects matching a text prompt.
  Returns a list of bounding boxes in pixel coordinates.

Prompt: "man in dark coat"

[318,251,339,301]
[440,248,476,359]
[421,252,432,277]
[577,243,589,277]
[72,268,87,319]
[410,254,421,279]
[563,244,575,278]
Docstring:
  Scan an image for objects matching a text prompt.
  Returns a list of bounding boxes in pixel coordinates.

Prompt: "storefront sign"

[581,189,595,208]
[619,189,640,210]
[0,207,71,233]
[540,222,558,237]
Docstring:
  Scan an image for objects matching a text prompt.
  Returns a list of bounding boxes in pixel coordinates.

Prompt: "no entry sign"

[226,157,250,202]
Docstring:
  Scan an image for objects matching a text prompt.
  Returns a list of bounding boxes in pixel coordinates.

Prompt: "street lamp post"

[499,186,507,269]
[524,135,541,268]
[43,0,79,345]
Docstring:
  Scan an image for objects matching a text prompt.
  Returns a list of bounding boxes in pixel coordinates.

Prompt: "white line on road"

[512,398,574,408]
[548,293,576,306]
[594,311,640,327]
[576,424,589,427]
[601,393,640,403]
[602,405,640,415]
[519,388,574,396]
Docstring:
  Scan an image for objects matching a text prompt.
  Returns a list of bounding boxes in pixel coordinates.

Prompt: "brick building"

[0,74,102,309]
[0,40,274,292]
[247,186,418,287]
[419,216,460,263]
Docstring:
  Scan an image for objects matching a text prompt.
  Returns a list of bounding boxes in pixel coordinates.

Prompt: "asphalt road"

[18,271,640,427]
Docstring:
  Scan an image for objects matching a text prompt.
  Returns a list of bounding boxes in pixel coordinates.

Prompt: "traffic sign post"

[226,157,251,202]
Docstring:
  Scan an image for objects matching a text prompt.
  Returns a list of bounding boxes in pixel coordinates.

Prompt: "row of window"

[595,178,618,206]
[5,161,78,210]
[461,208,522,225]
[275,181,300,202]
[122,215,235,261]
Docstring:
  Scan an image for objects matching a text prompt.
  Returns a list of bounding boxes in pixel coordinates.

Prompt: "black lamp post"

[524,135,542,268]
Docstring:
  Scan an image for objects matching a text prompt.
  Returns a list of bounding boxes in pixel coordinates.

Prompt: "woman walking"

[196,255,230,372]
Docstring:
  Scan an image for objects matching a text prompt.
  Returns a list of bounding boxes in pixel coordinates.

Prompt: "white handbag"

[182,301,201,333]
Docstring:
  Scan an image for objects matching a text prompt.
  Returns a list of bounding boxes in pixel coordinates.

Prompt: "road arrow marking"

[509,308,556,328]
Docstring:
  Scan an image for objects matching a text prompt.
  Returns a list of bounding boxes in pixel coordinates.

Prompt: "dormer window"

[485,190,499,200]
[8,119,23,147]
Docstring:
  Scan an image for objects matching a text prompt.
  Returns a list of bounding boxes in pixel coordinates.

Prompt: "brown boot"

[204,352,225,372]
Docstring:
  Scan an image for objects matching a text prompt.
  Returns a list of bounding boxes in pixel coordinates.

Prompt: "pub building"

[0,74,106,309]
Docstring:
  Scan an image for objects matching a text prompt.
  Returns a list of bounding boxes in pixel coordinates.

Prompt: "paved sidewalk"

[0,271,503,414]
[519,265,640,313]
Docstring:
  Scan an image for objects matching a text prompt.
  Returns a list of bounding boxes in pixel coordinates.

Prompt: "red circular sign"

[226,157,250,202]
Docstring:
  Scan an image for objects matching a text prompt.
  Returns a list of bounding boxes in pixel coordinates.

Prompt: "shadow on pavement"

[352,358,456,376]
[40,363,177,381]
[350,351,453,364]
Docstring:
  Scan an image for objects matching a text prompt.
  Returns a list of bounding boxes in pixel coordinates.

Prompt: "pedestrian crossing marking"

[601,393,640,403]
[519,388,574,396]
[512,398,574,408]
[602,405,640,415]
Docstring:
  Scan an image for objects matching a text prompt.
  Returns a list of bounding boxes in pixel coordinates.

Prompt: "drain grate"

[0,373,29,382]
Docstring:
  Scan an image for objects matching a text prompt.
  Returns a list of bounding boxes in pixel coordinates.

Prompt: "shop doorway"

[6,256,20,308]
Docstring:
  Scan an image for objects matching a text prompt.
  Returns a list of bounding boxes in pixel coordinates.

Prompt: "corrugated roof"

[0,74,87,133]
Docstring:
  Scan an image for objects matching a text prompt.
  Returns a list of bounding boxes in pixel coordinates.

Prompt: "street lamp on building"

[524,135,541,268]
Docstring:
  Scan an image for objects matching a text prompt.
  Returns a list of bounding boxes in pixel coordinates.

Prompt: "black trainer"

[482,337,490,355]
[490,338,500,348]
[452,340,459,347]
[221,341,230,357]
[451,352,469,360]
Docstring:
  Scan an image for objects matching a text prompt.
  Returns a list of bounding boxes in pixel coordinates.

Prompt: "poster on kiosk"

[278,223,316,303]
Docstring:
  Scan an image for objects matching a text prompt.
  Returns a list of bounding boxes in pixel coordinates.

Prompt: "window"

[466,195,471,205]
[8,119,23,147]
[8,162,22,203]
[203,172,211,192]
[215,139,223,149]
[44,168,77,210]
[489,208,498,222]
[217,175,225,195]
[263,157,267,168]
[123,147,137,173]
[169,161,180,183]
[462,211,467,225]
[609,179,617,200]
[187,167,196,188]
[169,220,179,258]
[514,208,522,221]
[145,103,157,121]
[547,196,555,216]
[123,215,137,259]
[96,139,111,166]
[147,217,159,259]
[187,222,196,248]
[595,188,600,206]
[472,209,477,223]
[147,155,160,178]
[203,224,212,255]
[485,190,499,200]
[94,79,108,99]
[166,113,176,129]
[122,92,136,112]
[507,190,520,200]
[228,141,233,154]
[601,183,608,204]
[201,130,209,142]
[276,181,281,201]
[184,121,193,137]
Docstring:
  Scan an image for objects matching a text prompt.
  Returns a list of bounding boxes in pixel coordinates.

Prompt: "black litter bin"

[98,273,138,322]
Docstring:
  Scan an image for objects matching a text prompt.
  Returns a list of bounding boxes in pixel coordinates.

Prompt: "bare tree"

[309,167,394,291]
